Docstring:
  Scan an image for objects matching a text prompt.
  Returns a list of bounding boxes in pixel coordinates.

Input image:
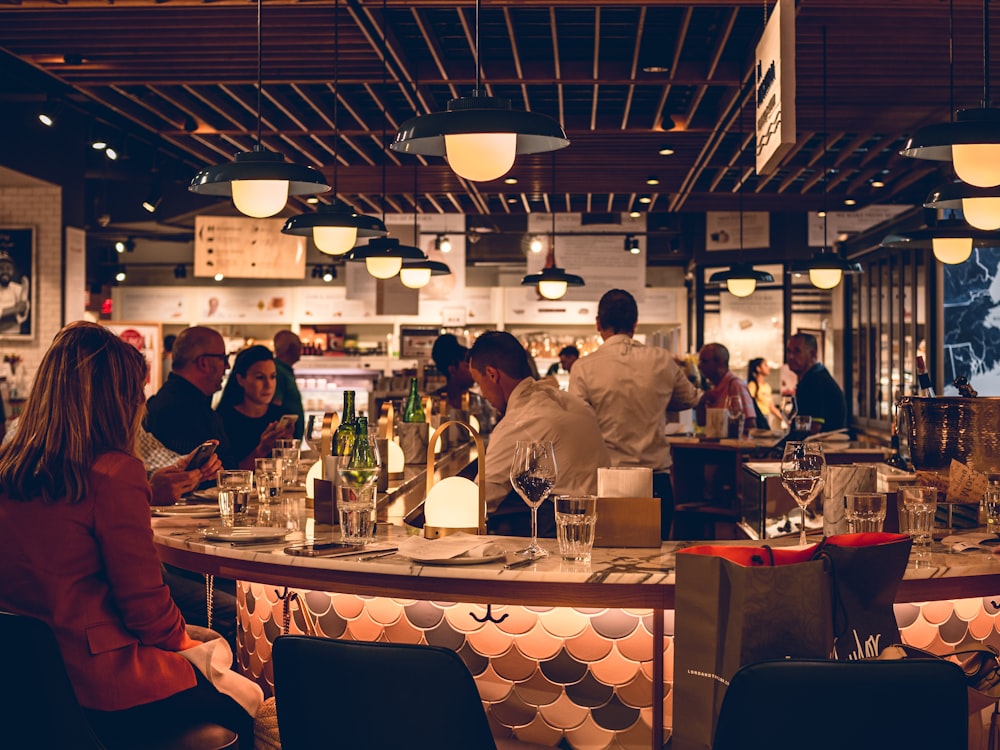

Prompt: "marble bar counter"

[153,517,1000,750]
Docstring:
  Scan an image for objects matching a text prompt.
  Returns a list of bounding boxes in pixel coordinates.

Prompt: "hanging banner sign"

[755,0,796,175]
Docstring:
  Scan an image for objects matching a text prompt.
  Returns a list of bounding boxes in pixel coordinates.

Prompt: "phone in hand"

[277,414,299,431]
[184,440,218,472]
[283,541,364,557]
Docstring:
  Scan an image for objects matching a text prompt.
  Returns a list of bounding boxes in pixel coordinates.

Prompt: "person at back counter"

[785,332,847,433]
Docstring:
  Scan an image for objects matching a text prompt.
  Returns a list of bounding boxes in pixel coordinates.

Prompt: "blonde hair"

[0,322,147,503]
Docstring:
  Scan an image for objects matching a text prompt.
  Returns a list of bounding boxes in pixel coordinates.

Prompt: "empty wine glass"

[725,394,746,439]
[780,441,825,545]
[510,441,558,559]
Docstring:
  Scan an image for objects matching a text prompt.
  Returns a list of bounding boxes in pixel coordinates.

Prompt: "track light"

[529,236,543,254]
[434,234,453,254]
[322,267,335,283]
[114,266,126,283]
[214,273,224,282]
[142,184,163,214]
[310,265,322,279]
[625,235,641,254]
[173,264,187,279]
[115,241,126,254]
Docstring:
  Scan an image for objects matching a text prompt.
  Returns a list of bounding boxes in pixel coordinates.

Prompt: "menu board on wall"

[194,216,305,279]
[115,287,189,322]
[191,288,292,323]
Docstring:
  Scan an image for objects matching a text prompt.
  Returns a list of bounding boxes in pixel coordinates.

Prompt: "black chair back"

[273,636,499,750]
[713,657,968,749]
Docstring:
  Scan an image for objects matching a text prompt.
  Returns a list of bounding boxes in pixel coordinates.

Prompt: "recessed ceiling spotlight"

[844,198,857,206]
[38,113,54,127]
[639,196,652,204]
[818,211,827,218]
[658,145,675,156]
[214,273,224,281]
[646,176,660,186]
[91,141,107,151]
[504,177,518,185]
[643,65,670,74]
[529,236,543,254]
[629,210,641,218]
[306,196,320,204]
[870,180,886,188]
[507,197,518,204]
[104,147,118,161]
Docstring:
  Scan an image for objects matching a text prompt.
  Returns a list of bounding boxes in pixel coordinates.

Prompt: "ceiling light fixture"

[173,264,187,279]
[529,235,543,254]
[798,27,861,290]
[434,234,452,253]
[214,273,224,282]
[925,181,1000,230]
[346,237,426,280]
[189,0,329,216]
[400,259,451,289]
[390,0,568,181]
[646,176,660,186]
[521,154,584,300]
[114,267,126,283]
[707,69,773,297]
[880,216,996,264]
[658,145,675,156]
[902,0,1000,187]
[625,235,641,255]
[281,0,385,253]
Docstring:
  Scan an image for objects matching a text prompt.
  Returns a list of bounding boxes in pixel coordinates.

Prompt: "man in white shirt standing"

[468,331,610,537]
[569,288,699,540]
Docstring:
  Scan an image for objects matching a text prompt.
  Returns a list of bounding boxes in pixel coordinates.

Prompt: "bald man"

[694,342,756,430]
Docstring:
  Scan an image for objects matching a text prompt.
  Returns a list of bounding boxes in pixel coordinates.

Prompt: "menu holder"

[594,497,661,547]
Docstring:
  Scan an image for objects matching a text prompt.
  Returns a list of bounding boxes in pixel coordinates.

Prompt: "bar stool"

[0,610,238,750]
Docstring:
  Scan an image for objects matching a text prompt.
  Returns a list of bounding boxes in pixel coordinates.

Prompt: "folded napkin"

[180,626,264,717]
[397,532,504,562]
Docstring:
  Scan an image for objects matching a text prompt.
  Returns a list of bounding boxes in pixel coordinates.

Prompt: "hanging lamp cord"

[822,25,829,251]
[332,0,341,196]
[475,0,482,96]
[983,0,992,108]
[255,0,263,147]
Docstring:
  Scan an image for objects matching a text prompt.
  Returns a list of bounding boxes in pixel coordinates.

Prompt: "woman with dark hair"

[747,357,783,428]
[0,321,255,748]
[215,344,294,466]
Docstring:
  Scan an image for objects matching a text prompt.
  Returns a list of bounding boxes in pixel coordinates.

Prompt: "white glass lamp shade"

[809,268,843,290]
[961,196,1000,230]
[231,179,289,218]
[537,279,568,300]
[932,236,974,264]
[366,256,403,279]
[305,459,323,499]
[399,267,432,289]
[313,225,358,255]
[387,439,405,475]
[469,414,480,433]
[444,133,517,181]
[726,277,757,297]
[952,144,1000,188]
[424,476,481,530]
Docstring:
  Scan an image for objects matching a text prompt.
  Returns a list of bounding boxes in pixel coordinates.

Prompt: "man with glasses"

[145,326,244,468]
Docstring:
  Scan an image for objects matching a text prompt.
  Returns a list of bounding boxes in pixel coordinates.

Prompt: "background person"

[785,332,847,432]
[0,322,253,748]
[569,289,698,540]
[215,345,293,467]
[747,357,783,429]
[431,333,475,410]
[546,345,580,376]
[468,331,610,537]
[694,343,756,429]
[272,330,304,439]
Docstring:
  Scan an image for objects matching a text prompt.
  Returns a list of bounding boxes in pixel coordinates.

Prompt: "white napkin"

[180,626,264,717]
[397,532,503,561]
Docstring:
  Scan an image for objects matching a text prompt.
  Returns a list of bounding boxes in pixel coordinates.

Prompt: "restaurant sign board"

[755,0,796,175]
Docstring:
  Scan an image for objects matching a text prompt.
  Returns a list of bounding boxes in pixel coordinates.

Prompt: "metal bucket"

[897,396,1000,474]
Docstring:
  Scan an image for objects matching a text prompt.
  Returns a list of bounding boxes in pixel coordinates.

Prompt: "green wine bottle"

[334,390,356,456]
[402,377,426,423]
[344,416,379,487]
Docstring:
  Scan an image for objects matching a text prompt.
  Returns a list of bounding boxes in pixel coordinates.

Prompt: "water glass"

[844,492,887,533]
[793,415,813,433]
[898,485,938,558]
[555,495,598,563]
[254,457,282,506]
[217,470,252,527]
[273,438,300,488]
[984,483,1000,535]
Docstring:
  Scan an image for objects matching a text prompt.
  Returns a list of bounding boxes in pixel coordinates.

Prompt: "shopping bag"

[672,545,833,750]
[817,532,912,660]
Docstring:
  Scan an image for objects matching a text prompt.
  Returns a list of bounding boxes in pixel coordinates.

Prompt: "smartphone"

[277,414,299,431]
[284,541,365,557]
[184,440,218,472]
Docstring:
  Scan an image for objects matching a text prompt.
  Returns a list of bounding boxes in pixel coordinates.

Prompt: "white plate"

[402,551,507,566]
[152,505,219,519]
[200,526,291,543]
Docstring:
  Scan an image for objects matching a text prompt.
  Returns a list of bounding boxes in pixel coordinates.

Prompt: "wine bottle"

[334,390,356,456]
[915,355,935,397]
[344,416,378,487]
[884,410,908,470]
[402,377,426,423]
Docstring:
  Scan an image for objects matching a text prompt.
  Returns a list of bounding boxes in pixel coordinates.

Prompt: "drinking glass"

[273,438,300,488]
[554,495,598,563]
[336,434,381,544]
[510,441,558,559]
[793,415,813,433]
[898,485,937,559]
[217,469,253,527]
[725,394,745,439]
[254,457,282,506]
[780,441,826,545]
[780,394,798,431]
[844,492,887,533]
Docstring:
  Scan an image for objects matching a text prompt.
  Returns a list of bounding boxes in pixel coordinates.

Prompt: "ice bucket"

[897,396,1000,475]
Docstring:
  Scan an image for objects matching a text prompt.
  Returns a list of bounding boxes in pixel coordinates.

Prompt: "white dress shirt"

[569,333,698,472]
[484,377,611,514]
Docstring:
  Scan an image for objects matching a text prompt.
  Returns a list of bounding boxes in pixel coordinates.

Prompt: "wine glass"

[780,441,825,546]
[779,394,798,431]
[510,441,558,559]
[725,394,746,439]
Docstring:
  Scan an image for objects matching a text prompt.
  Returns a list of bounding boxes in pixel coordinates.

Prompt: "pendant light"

[881,217,998,264]
[281,0,386,253]
[189,0,329,217]
[398,162,451,289]
[708,73,773,297]
[347,237,426,279]
[794,27,861,290]
[520,154,584,299]
[390,0,568,181]
[902,0,1000,188]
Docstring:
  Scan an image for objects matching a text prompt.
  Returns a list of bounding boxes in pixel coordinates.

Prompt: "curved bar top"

[153,517,1000,607]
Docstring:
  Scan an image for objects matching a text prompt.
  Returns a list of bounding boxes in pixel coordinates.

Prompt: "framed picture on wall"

[0,228,35,340]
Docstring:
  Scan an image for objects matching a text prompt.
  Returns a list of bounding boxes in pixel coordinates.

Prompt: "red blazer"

[0,451,196,711]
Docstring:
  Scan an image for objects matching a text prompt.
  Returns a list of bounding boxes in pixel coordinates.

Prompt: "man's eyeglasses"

[198,353,231,366]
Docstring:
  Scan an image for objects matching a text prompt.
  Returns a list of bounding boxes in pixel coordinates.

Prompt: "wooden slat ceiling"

[0,0,993,236]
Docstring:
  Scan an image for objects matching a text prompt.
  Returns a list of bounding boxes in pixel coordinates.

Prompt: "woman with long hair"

[0,322,254,747]
[215,344,293,466]
[747,357,783,429]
